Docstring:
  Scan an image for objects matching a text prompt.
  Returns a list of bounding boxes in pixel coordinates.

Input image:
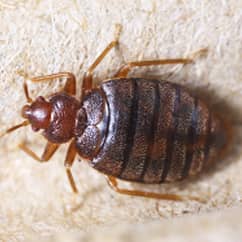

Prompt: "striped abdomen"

[76,78,229,184]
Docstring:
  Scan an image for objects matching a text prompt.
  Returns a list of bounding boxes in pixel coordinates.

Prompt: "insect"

[1,28,232,202]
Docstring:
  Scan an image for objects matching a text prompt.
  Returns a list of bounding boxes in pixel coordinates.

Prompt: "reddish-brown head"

[21,96,52,132]
[0,81,82,145]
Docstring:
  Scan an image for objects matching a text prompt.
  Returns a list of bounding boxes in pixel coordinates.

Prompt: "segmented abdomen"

[91,78,228,183]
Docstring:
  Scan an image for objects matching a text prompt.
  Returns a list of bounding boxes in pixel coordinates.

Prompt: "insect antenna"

[0,120,29,138]
[0,80,32,138]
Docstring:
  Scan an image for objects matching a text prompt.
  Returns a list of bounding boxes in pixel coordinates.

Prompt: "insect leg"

[17,71,76,100]
[64,140,78,193]
[82,24,122,94]
[114,59,193,78]
[30,72,76,95]
[107,176,205,203]
[19,141,59,162]
[23,81,33,103]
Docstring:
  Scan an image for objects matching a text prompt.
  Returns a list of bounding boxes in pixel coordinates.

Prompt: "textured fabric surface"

[0,0,241,241]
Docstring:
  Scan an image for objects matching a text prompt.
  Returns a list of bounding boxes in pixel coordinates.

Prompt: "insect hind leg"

[107,176,205,203]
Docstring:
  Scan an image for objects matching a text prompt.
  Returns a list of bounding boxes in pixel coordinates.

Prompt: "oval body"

[75,78,229,184]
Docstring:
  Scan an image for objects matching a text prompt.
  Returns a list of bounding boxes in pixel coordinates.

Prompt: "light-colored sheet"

[0,0,241,241]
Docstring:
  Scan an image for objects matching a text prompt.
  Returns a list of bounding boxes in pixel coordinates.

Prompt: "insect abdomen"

[91,78,229,183]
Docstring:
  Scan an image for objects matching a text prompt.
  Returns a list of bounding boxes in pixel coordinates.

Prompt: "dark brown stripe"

[119,79,139,176]
[182,97,198,178]
[204,110,212,164]
[161,85,181,182]
[140,81,160,181]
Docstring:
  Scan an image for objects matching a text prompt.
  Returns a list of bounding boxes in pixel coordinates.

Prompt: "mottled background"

[0,0,241,241]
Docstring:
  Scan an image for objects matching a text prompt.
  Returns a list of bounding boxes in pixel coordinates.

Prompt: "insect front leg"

[31,72,76,95]
[19,141,59,162]
[18,70,77,97]
[20,139,78,194]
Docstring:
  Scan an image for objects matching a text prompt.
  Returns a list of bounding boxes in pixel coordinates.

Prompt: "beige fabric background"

[0,0,241,241]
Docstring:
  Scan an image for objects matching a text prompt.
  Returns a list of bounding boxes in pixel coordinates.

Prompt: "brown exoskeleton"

[1,27,232,202]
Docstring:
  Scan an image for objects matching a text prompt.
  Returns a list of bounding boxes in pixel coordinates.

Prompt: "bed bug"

[1,29,232,201]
